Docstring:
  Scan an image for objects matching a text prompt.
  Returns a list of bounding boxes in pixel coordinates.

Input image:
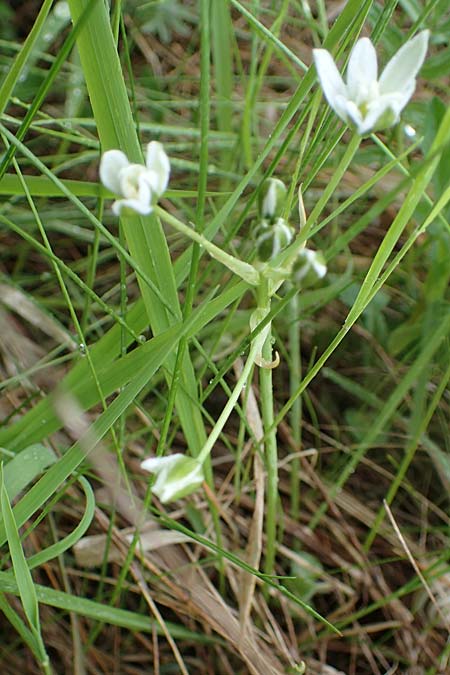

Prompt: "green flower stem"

[196,339,260,467]
[155,206,260,286]
[257,278,279,576]
[289,291,302,524]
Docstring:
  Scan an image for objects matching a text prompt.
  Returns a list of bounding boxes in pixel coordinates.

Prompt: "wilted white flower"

[313,31,429,135]
[141,453,204,503]
[100,141,170,215]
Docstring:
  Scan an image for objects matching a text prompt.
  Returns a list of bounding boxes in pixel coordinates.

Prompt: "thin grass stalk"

[365,358,450,550]
[309,312,450,531]
[306,134,361,232]
[156,0,211,458]
[196,339,260,466]
[272,107,450,434]
[0,0,53,116]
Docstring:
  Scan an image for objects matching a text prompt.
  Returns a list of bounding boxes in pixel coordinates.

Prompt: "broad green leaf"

[2,444,56,501]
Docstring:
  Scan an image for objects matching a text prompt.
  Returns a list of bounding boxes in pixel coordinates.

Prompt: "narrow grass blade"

[0,570,219,643]
[0,465,40,631]
[0,0,53,116]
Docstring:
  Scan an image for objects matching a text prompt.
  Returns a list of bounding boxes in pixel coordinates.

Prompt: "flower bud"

[254,217,294,262]
[258,178,287,222]
[141,453,204,503]
[292,248,327,287]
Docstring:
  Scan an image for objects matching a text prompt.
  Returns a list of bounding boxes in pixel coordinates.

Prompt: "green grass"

[0,0,449,673]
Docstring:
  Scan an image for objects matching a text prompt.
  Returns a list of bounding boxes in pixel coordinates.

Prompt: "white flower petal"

[146,141,170,196]
[333,94,352,121]
[346,37,378,100]
[344,100,364,130]
[113,165,153,214]
[357,103,388,135]
[119,164,146,199]
[141,455,181,472]
[142,168,164,195]
[393,78,416,110]
[359,90,413,134]
[378,88,414,117]
[141,453,204,503]
[379,30,429,95]
[313,49,347,117]
[370,84,416,121]
[155,463,203,503]
[137,173,153,206]
[112,197,153,216]
[100,150,129,195]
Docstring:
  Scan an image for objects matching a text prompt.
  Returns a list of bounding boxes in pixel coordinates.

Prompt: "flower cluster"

[313,31,429,135]
[100,141,170,215]
[100,30,430,505]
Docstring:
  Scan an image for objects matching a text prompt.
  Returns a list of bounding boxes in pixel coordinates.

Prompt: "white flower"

[313,31,429,135]
[100,141,170,215]
[141,453,204,503]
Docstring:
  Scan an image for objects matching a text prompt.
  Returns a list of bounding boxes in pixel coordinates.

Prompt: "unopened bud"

[141,453,204,503]
[258,178,287,222]
[254,217,294,262]
[292,248,327,287]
